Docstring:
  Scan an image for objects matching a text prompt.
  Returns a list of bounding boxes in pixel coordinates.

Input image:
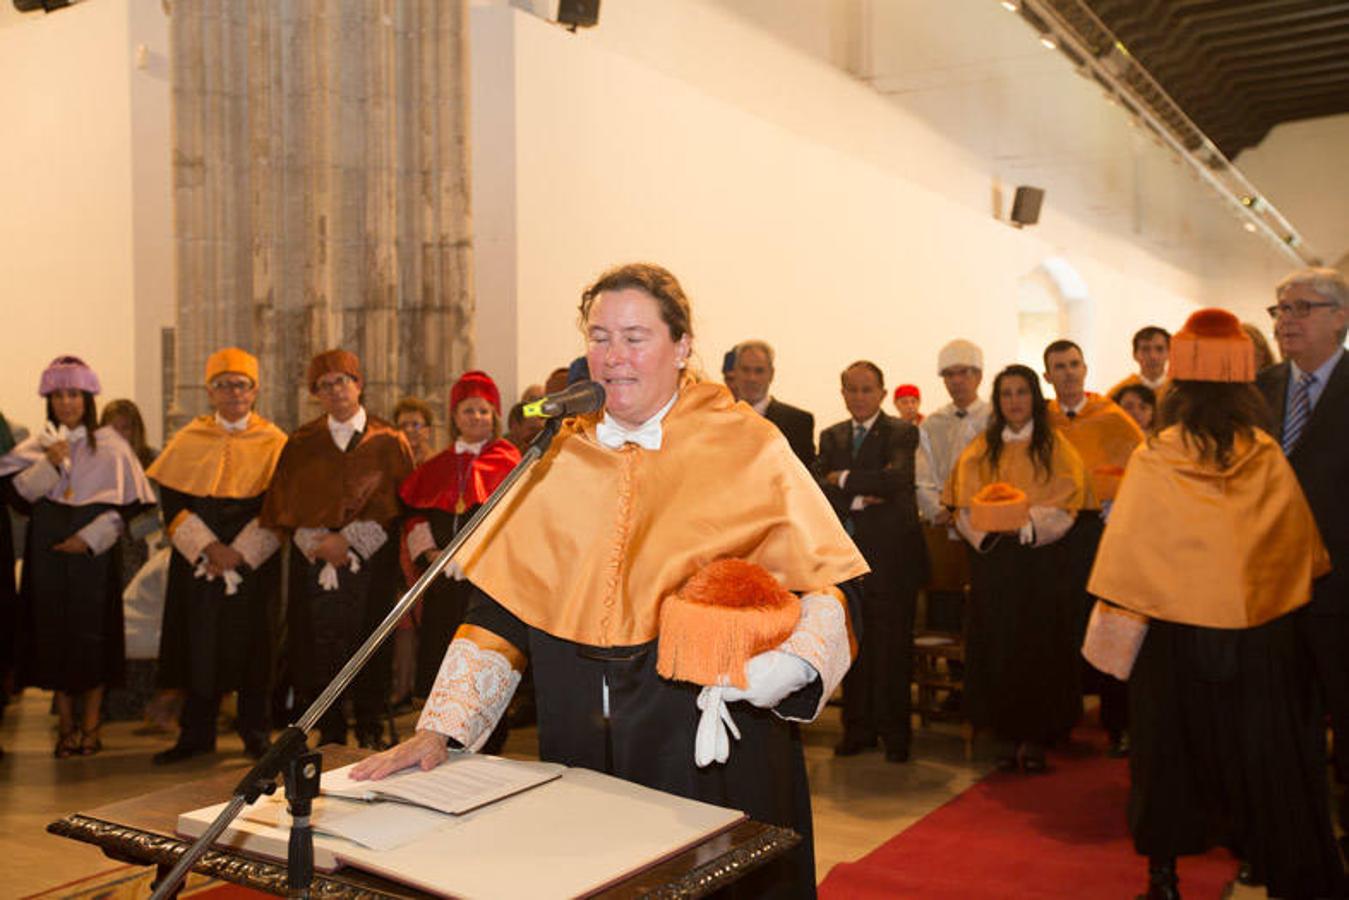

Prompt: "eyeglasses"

[315,374,357,392]
[209,378,255,393]
[1266,300,1338,320]
[399,421,428,432]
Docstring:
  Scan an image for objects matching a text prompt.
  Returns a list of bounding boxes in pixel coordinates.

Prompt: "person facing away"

[815,360,928,763]
[730,339,815,469]
[1090,306,1346,900]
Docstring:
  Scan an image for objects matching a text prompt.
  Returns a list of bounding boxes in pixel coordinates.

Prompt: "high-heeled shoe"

[54,729,80,759]
[79,727,103,756]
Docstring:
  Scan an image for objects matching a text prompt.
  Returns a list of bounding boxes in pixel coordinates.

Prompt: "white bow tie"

[454,438,486,455]
[596,416,663,451]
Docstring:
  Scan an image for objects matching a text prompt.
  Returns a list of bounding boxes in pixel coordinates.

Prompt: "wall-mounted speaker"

[557,0,600,29]
[1010,186,1045,227]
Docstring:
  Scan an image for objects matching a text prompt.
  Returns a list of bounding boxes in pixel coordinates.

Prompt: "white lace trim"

[417,638,522,751]
[775,592,852,722]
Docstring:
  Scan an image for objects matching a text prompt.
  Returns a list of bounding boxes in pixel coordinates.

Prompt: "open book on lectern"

[319,752,565,816]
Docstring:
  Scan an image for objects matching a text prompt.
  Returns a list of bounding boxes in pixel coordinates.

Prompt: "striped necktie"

[1282,371,1316,455]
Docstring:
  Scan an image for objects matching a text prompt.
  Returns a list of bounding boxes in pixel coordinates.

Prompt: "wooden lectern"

[47,747,799,898]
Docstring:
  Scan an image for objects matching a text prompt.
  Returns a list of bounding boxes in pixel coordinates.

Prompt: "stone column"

[168,0,474,432]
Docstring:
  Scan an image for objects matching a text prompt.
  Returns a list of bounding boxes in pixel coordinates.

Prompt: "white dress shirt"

[327,406,367,451]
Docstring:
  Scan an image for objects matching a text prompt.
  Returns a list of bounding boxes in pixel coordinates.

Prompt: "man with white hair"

[731,340,816,469]
[915,340,990,642]
[1257,266,1349,834]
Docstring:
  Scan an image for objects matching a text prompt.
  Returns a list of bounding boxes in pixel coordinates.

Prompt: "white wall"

[0,0,172,445]
[471,5,1213,428]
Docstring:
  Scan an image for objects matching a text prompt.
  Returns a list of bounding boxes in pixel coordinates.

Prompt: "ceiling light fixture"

[1039,33,1058,50]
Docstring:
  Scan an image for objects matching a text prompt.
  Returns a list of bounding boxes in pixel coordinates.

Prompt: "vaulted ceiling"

[1040,0,1349,159]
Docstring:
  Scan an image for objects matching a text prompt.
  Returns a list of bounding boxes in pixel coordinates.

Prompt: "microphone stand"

[151,417,564,900]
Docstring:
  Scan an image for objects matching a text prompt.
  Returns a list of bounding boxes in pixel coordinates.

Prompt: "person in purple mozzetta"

[0,356,156,757]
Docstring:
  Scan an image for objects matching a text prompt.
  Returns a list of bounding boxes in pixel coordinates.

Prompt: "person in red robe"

[399,371,520,719]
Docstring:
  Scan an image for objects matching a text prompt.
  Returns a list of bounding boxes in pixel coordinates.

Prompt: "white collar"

[216,411,251,433]
[851,411,880,431]
[1061,395,1088,416]
[1139,373,1167,390]
[454,437,488,455]
[750,395,772,416]
[596,392,679,451]
[328,406,367,433]
[1002,420,1034,442]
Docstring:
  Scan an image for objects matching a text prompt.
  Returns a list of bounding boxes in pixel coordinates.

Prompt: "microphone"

[522,380,606,419]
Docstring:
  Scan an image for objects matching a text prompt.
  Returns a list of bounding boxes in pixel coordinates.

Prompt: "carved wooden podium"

[47,747,799,898]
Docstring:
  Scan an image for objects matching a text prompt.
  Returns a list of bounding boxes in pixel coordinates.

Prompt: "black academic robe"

[464,584,832,900]
[409,506,477,698]
[157,486,276,698]
[18,499,127,692]
[965,537,1079,746]
[1129,614,1346,898]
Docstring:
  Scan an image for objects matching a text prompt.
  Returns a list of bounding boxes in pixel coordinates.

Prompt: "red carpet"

[819,732,1239,899]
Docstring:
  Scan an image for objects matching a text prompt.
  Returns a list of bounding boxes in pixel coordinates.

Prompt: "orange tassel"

[657,559,800,689]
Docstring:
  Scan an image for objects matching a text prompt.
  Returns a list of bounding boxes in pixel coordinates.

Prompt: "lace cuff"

[77,510,124,556]
[232,517,281,570]
[293,527,329,563]
[417,626,525,751]
[406,520,436,562]
[169,511,218,563]
[13,459,59,502]
[774,589,855,722]
[341,519,388,561]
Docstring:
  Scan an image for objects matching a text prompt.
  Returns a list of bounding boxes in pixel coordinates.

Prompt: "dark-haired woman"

[1089,309,1345,900]
[1112,383,1158,435]
[944,364,1086,772]
[0,357,155,756]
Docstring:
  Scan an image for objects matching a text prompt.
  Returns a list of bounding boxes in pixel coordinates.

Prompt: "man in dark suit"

[732,340,816,469]
[815,360,928,762]
[1257,267,1349,825]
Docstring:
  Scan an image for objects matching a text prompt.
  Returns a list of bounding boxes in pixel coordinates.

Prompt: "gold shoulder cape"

[456,382,870,648]
[1087,426,1329,629]
[147,414,287,499]
[1048,394,1144,509]
[942,431,1085,510]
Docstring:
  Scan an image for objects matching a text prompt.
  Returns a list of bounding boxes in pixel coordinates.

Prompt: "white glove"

[694,686,741,768]
[719,650,817,709]
[1018,520,1036,546]
[192,560,244,596]
[317,551,361,591]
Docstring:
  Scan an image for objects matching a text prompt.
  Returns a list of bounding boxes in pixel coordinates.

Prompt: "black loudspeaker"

[1010,186,1045,227]
[557,0,600,29]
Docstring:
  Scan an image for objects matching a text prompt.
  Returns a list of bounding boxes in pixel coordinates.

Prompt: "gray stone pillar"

[168,0,474,432]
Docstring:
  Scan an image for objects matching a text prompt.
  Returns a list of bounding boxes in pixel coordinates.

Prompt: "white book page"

[322,753,566,815]
[241,794,454,852]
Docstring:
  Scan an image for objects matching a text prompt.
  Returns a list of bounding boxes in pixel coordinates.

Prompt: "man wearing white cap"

[915,340,990,644]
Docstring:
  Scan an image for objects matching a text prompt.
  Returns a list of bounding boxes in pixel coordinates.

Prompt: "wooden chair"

[912,525,974,759]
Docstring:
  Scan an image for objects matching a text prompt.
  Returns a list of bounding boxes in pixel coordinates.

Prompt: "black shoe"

[939,691,963,714]
[833,735,878,757]
[884,745,910,764]
[1107,733,1131,758]
[995,754,1019,772]
[153,743,214,765]
[1235,861,1263,887]
[1137,859,1179,900]
[1020,743,1049,774]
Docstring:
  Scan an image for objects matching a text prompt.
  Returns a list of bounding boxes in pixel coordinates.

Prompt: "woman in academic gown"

[399,371,521,701]
[0,356,156,757]
[943,363,1086,773]
[1087,308,1346,900]
[352,263,869,898]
